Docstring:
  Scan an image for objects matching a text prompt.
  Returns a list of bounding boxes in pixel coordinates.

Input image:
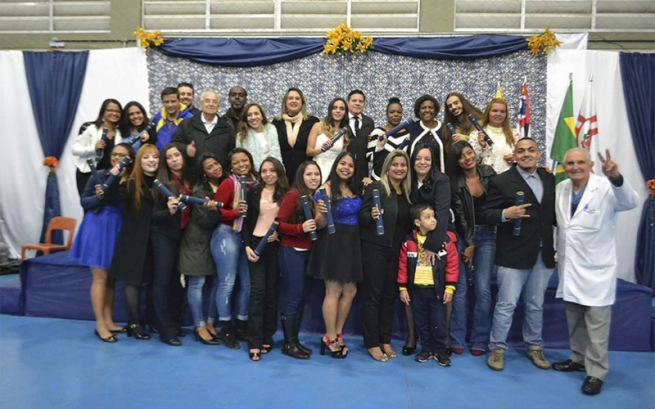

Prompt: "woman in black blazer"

[272,87,320,183]
[359,150,413,362]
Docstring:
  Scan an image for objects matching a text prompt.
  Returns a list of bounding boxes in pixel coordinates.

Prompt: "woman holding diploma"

[211,147,259,349]
[276,160,322,359]
[72,98,123,195]
[368,97,408,181]
[359,150,412,361]
[108,143,161,340]
[118,101,157,149]
[179,153,225,345]
[468,98,519,174]
[150,143,194,346]
[242,157,289,360]
[306,97,351,183]
[309,151,363,359]
[70,143,135,342]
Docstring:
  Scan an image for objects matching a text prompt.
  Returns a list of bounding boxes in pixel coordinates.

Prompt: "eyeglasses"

[111,152,128,158]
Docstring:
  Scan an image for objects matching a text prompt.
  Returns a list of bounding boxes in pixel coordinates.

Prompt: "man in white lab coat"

[553,147,638,396]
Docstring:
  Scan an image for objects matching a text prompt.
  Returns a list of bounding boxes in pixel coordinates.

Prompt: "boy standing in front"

[398,203,459,366]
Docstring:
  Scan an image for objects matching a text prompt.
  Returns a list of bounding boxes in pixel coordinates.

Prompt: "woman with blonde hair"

[468,98,519,173]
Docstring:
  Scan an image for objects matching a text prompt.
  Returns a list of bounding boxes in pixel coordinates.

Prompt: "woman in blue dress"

[69,143,135,342]
[309,151,363,358]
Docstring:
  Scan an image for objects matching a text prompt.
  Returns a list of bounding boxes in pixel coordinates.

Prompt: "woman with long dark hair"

[118,101,157,149]
[447,141,497,356]
[243,157,290,361]
[309,151,363,359]
[180,153,225,345]
[359,150,412,361]
[211,147,259,349]
[72,98,123,195]
[69,143,135,342]
[150,143,194,346]
[272,88,320,182]
[276,160,322,359]
[306,97,351,183]
[236,103,282,169]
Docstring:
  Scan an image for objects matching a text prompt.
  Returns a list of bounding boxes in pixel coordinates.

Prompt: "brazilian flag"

[550,79,576,184]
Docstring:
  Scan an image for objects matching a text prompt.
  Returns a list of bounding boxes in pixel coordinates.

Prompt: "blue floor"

[0,314,653,409]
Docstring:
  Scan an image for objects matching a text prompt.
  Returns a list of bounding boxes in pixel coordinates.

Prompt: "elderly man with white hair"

[553,147,638,396]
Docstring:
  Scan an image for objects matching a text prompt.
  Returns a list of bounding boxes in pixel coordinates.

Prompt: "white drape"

[0,48,149,259]
[546,49,648,283]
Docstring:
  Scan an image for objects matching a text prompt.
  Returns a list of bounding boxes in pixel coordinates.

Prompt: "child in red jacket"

[398,203,459,366]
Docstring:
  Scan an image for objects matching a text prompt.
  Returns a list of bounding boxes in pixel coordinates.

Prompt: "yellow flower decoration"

[323,24,373,55]
[527,28,562,55]
[134,27,164,49]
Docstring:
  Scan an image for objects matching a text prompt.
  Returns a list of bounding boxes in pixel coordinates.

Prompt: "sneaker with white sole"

[487,347,505,371]
[415,350,431,363]
[433,352,451,367]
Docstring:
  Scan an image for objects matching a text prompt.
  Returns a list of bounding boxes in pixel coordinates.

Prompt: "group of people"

[68,84,637,396]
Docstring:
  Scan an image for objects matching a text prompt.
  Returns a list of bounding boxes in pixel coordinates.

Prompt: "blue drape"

[157,35,527,67]
[24,51,89,244]
[619,52,655,291]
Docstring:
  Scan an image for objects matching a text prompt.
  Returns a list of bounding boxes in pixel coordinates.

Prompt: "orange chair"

[21,216,77,260]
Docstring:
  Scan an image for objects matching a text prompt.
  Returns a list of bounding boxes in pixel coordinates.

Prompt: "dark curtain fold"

[619,52,655,291]
[23,51,89,244]
[157,35,527,67]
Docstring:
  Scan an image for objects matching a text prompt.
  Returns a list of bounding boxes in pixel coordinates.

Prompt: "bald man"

[171,90,235,168]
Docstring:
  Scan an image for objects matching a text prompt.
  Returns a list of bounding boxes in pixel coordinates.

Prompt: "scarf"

[282,113,303,148]
[412,121,445,174]
[229,173,259,232]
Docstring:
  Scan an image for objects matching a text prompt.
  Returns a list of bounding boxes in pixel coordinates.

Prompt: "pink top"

[253,188,279,237]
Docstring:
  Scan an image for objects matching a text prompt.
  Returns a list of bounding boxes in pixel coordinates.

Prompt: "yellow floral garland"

[323,24,373,54]
[527,28,562,55]
[134,27,164,49]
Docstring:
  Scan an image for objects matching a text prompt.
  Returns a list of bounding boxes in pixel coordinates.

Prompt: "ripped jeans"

[211,223,250,322]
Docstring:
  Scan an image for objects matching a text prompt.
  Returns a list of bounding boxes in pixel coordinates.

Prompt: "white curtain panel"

[547,49,648,283]
[0,48,149,259]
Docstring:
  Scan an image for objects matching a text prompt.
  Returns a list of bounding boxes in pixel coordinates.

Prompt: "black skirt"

[307,223,363,284]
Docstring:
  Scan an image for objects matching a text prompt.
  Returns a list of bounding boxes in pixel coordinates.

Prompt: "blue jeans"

[187,275,218,328]
[278,246,310,315]
[450,226,496,350]
[489,250,553,350]
[211,224,250,321]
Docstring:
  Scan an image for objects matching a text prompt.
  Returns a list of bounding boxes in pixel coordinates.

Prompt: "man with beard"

[178,82,201,116]
[221,86,248,132]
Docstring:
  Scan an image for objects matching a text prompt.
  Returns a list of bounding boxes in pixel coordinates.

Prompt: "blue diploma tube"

[126,122,155,150]
[95,128,109,163]
[378,117,415,141]
[372,189,385,235]
[513,191,524,237]
[446,123,456,138]
[239,176,247,217]
[468,114,494,146]
[321,127,348,152]
[179,195,223,210]
[101,156,131,194]
[319,187,336,234]
[300,195,317,241]
[254,221,279,256]
[86,158,103,185]
[153,179,187,212]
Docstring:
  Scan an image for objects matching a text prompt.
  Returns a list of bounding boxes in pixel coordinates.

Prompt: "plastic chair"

[21,216,77,260]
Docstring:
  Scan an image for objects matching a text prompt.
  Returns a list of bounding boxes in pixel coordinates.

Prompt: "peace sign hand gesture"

[597,149,620,181]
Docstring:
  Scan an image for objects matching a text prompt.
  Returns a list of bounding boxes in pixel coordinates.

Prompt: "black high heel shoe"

[193,328,219,345]
[402,346,415,356]
[95,330,118,343]
[162,337,182,346]
[126,323,150,340]
[109,326,127,334]
[320,336,345,359]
